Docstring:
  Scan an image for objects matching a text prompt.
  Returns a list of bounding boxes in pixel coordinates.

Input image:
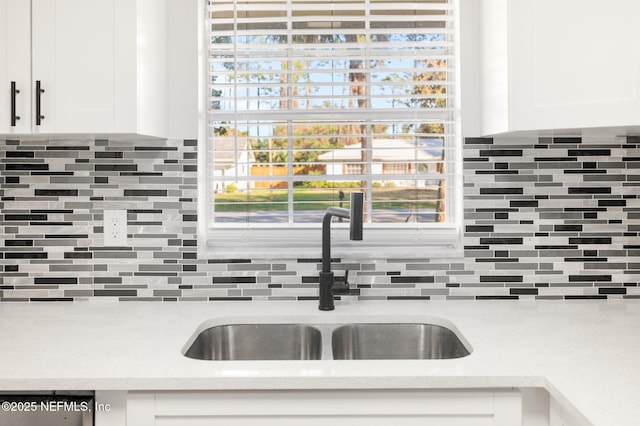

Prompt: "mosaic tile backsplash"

[1,135,640,302]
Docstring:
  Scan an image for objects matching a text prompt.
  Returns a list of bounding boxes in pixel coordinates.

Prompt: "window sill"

[199,225,464,260]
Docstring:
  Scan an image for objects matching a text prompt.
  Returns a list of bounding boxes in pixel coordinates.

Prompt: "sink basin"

[331,323,470,360]
[184,324,322,360]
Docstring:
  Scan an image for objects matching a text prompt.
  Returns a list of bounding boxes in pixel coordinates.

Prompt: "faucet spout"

[318,192,364,311]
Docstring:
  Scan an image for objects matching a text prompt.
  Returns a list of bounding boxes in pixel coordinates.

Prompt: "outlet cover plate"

[104,210,128,246]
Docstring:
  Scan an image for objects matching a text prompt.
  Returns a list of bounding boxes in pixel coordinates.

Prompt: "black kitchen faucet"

[318,192,364,311]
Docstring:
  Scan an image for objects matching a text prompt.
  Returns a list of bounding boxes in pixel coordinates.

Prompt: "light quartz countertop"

[0,299,638,425]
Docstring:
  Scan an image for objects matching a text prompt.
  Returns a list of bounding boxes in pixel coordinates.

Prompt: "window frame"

[197,0,464,259]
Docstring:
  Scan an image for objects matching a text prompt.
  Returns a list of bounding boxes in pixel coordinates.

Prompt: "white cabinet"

[0,0,31,134]
[0,0,197,138]
[480,0,640,135]
[32,0,117,133]
[126,390,523,426]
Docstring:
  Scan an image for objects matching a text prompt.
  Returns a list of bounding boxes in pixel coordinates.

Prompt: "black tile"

[568,187,611,194]
[569,237,612,244]
[6,163,48,171]
[464,137,493,145]
[6,151,35,158]
[479,238,523,245]
[553,137,582,144]
[476,170,519,175]
[564,208,607,212]
[209,297,253,301]
[534,157,577,162]
[510,288,538,295]
[476,296,519,300]
[35,277,78,285]
[599,288,627,295]
[5,240,34,247]
[95,164,137,172]
[390,276,435,284]
[5,252,47,259]
[476,208,519,213]
[564,257,608,262]
[568,275,612,282]
[30,298,74,302]
[466,225,494,232]
[568,149,611,156]
[120,172,162,176]
[94,290,138,297]
[46,146,89,151]
[479,149,523,157]
[564,169,607,174]
[35,189,79,196]
[510,200,538,208]
[207,258,252,264]
[598,200,626,207]
[480,275,523,282]
[480,188,523,195]
[64,252,93,259]
[387,296,431,300]
[129,209,163,214]
[4,214,47,221]
[31,172,73,176]
[134,146,178,151]
[124,190,168,197]
[212,277,256,284]
[554,225,583,232]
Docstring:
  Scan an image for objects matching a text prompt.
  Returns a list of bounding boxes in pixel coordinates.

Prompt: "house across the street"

[318,138,444,187]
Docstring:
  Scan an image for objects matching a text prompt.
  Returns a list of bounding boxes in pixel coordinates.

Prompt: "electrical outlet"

[104,210,127,246]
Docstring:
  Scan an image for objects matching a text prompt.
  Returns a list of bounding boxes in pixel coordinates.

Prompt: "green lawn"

[214,188,439,211]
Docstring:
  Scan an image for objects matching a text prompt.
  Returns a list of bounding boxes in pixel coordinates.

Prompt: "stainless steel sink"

[331,323,470,360]
[184,321,471,361]
[184,324,323,360]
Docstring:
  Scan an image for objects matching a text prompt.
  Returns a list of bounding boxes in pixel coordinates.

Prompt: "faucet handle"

[333,270,360,296]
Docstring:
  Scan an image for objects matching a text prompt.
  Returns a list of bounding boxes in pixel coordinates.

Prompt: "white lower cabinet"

[124,389,523,426]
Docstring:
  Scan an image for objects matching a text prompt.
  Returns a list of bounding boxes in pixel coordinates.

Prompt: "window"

[200,0,462,257]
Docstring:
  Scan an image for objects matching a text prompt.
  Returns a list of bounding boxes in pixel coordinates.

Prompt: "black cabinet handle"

[10,81,20,127]
[35,80,45,125]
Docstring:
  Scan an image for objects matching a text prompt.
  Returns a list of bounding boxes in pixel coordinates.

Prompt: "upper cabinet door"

[480,0,640,135]
[509,0,640,132]
[31,0,116,133]
[0,0,31,134]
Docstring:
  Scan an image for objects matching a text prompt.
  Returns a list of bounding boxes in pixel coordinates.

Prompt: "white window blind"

[204,0,461,256]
